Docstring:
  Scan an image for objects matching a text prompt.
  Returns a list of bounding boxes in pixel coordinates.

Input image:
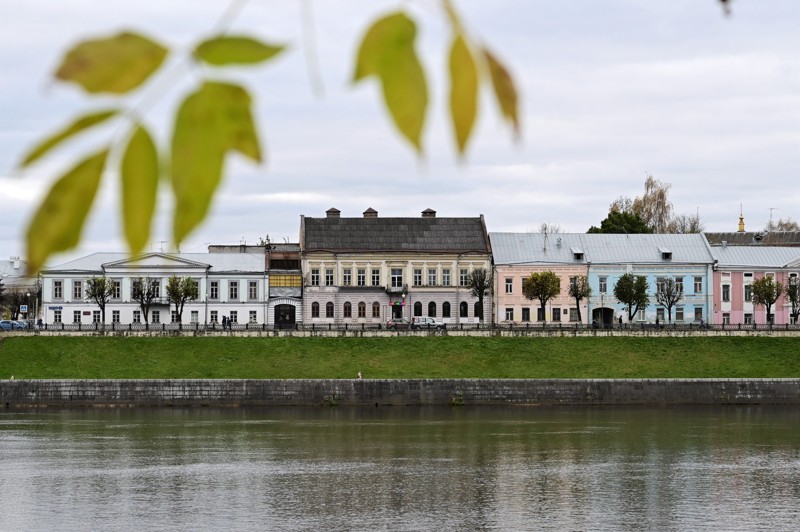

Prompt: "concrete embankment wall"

[3,379,800,407]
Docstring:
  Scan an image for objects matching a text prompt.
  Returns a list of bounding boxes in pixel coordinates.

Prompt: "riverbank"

[1,336,799,379]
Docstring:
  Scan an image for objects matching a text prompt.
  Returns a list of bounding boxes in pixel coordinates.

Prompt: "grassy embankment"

[1,336,799,379]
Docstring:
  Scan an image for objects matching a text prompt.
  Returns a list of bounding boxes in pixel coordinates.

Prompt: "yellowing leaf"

[171,81,261,244]
[194,35,286,66]
[55,32,167,94]
[483,48,520,137]
[121,125,159,257]
[19,109,118,168]
[449,34,479,155]
[353,12,428,153]
[25,149,108,274]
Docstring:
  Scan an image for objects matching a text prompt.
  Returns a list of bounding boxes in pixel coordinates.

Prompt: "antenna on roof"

[159,241,167,252]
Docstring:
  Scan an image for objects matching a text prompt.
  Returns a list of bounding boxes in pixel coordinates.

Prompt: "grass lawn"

[1,336,799,379]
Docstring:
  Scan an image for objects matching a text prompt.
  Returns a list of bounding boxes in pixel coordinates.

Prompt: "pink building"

[710,246,800,325]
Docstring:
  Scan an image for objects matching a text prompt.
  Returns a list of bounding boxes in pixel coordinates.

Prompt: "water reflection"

[1,406,800,531]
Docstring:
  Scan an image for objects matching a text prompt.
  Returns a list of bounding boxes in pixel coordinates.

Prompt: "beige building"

[300,208,492,326]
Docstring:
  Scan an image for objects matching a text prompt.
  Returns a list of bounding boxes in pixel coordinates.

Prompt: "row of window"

[309,301,481,319]
[51,279,263,301]
[503,306,705,322]
[51,309,260,325]
[310,267,470,288]
[503,276,705,295]
[719,273,797,303]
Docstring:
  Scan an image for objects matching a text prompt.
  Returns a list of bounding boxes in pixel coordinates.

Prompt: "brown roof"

[704,232,800,246]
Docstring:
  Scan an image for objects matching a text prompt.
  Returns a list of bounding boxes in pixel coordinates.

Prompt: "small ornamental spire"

[737,204,745,232]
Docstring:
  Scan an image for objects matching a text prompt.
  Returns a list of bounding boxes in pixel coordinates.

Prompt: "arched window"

[460,302,468,318]
[474,302,482,319]
[372,302,380,318]
[414,301,423,316]
[428,302,436,317]
[442,302,451,318]
[358,302,366,318]
[343,302,352,318]
[311,302,320,318]
[325,302,334,318]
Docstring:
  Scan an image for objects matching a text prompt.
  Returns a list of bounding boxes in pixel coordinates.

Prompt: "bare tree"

[466,268,493,322]
[166,275,199,323]
[132,277,159,325]
[766,217,800,232]
[669,213,705,234]
[85,276,116,325]
[536,222,563,234]
[655,277,683,323]
[608,176,703,234]
[786,277,800,325]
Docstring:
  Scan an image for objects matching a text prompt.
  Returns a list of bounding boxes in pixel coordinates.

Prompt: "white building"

[40,252,269,327]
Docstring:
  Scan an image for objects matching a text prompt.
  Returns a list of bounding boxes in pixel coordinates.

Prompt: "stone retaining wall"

[3,379,800,407]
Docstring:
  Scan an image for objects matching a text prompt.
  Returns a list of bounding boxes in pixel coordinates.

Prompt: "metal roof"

[490,233,714,265]
[710,245,800,269]
[45,252,265,273]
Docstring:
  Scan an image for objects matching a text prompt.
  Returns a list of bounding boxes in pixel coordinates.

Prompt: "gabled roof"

[710,246,800,269]
[490,233,713,265]
[301,214,491,254]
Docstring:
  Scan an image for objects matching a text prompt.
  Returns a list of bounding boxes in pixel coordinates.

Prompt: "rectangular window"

[73,310,81,324]
[229,281,239,301]
[694,308,703,322]
[657,308,665,321]
[442,269,451,287]
[311,269,320,286]
[744,284,753,302]
[325,269,334,286]
[599,276,607,294]
[343,303,352,318]
[722,313,730,325]
[428,269,436,286]
[325,304,334,318]
[311,304,319,318]
[722,284,730,302]
[357,269,366,287]
[210,310,218,324]
[249,281,258,300]
[73,280,82,300]
[152,280,160,298]
[171,311,178,323]
[676,277,684,293]
[53,281,63,300]
[210,281,219,300]
[191,311,198,324]
[112,280,121,299]
[656,277,666,294]
[637,309,646,321]
[537,308,545,321]
[230,311,238,324]
[744,313,753,324]
[358,303,366,318]
[92,311,101,324]
[54,310,61,323]
[569,308,579,322]
[371,269,380,286]
[676,306,684,322]
[505,278,513,294]
[249,310,257,323]
[372,303,380,318]
[133,310,141,323]
[413,269,422,286]
[112,310,120,324]
[343,269,352,286]
[552,308,561,322]
[694,277,702,294]
[152,310,160,324]
[505,308,514,321]
[391,268,403,288]
[522,308,530,321]
[460,269,468,287]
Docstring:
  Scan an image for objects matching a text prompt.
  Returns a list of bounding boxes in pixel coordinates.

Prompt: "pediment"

[103,253,210,270]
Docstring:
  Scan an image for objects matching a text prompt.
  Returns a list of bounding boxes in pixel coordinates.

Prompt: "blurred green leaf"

[483,48,520,137]
[19,109,118,168]
[171,81,261,244]
[449,34,479,155]
[26,149,109,274]
[194,35,286,66]
[353,12,428,153]
[55,32,167,94]
[121,125,159,257]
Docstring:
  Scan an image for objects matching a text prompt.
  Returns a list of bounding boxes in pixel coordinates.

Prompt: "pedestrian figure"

[358,372,362,379]
[700,317,705,329]
[618,316,622,328]
[221,316,227,330]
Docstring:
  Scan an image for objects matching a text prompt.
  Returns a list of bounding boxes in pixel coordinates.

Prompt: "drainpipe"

[204,267,209,327]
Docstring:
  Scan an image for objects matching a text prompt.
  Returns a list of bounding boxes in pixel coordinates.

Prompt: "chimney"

[421,208,436,218]
[363,208,378,218]
[326,207,341,219]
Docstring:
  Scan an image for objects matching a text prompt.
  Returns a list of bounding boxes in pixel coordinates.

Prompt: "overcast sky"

[1,1,798,266]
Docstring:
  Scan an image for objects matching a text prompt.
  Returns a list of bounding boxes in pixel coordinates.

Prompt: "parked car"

[411,316,446,330]
[0,320,23,331]
[386,318,411,330]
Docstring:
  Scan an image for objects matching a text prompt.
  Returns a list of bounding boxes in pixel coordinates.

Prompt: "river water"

[1,405,799,531]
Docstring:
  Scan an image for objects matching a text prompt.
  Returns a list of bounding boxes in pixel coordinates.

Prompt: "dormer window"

[570,247,584,261]
[659,247,672,261]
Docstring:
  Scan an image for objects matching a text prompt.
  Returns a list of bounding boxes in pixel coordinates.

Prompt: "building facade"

[300,208,492,326]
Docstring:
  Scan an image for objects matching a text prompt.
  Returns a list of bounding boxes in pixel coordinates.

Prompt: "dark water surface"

[1,405,800,531]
